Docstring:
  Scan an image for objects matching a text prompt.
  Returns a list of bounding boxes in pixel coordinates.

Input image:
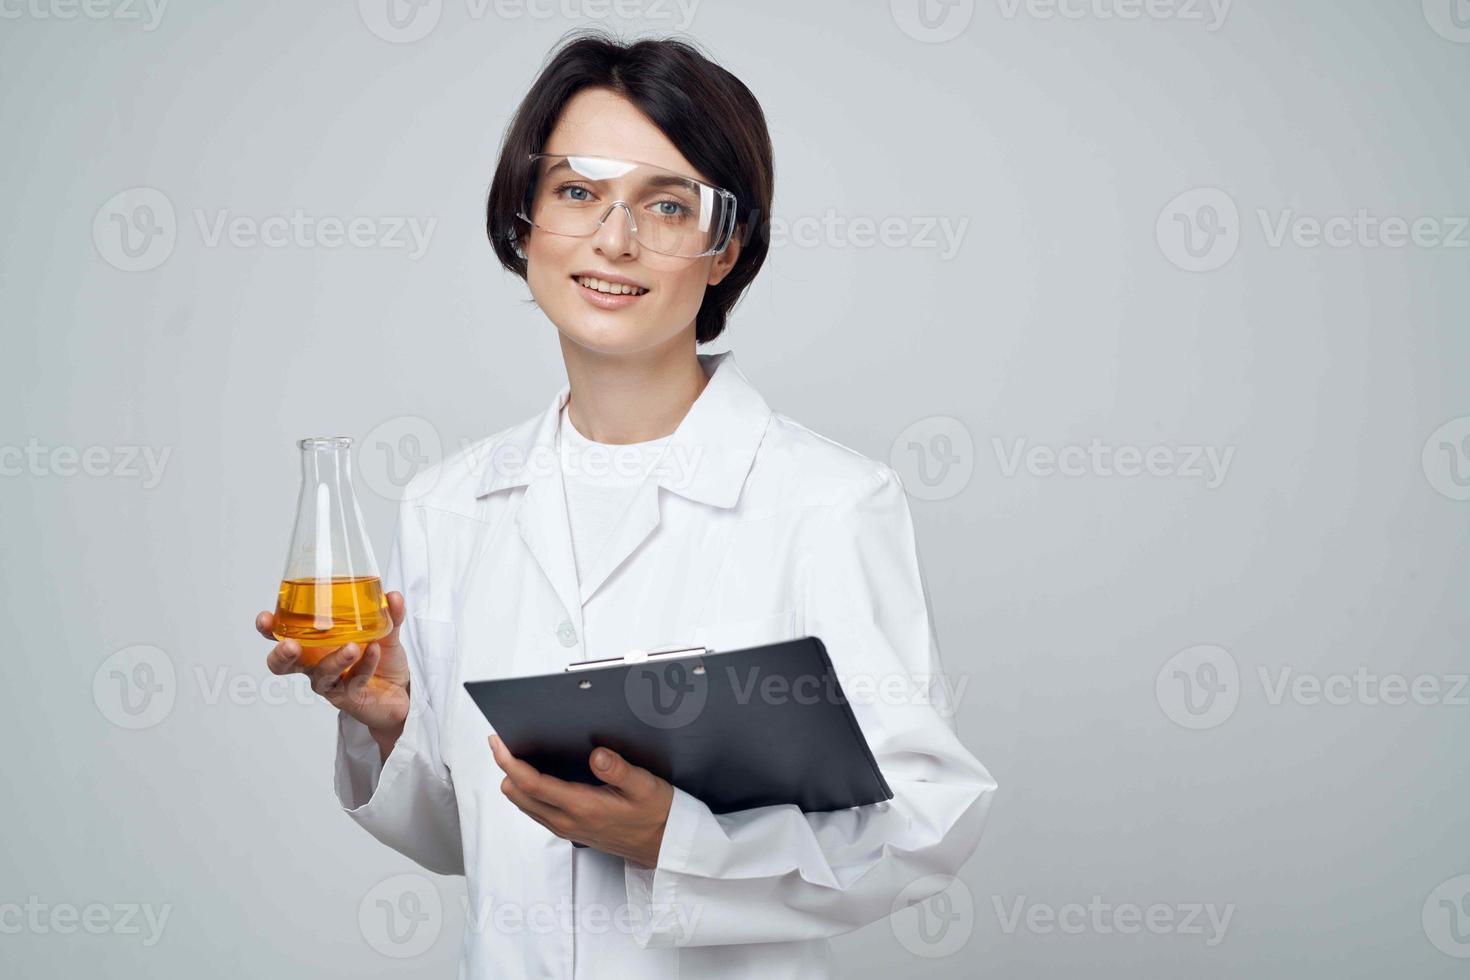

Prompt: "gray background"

[2,0,1467,976]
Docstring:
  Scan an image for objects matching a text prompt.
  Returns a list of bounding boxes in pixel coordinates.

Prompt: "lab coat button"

[555,620,578,646]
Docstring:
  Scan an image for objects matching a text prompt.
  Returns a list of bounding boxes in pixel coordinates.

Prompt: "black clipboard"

[463,635,893,821]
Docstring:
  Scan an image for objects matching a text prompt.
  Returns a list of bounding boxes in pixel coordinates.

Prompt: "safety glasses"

[515,153,738,259]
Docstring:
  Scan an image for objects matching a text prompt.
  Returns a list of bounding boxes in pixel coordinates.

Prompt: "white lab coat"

[334,350,997,979]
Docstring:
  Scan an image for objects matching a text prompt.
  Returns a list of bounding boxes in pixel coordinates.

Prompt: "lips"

[571,275,648,309]
[570,274,649,296]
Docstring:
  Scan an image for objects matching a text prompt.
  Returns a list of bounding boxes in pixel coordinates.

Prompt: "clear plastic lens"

[520,153,735,258]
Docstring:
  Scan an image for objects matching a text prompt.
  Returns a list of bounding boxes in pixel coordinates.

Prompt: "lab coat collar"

[474,349,772,509]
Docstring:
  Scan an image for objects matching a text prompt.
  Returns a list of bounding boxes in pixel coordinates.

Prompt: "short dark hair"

[485,29,774,345]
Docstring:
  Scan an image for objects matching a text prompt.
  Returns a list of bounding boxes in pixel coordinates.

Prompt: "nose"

[592,201,639,256]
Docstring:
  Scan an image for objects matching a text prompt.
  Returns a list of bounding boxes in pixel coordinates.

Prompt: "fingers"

[310,643,364,693]
[490,735,582,812]
[379,592,407,648]
[499,773,565,825]
[255,611,276,641]
[589,747,656,798]
[513,800,570,842]
[342,641,381,687]
[265,639,301,676]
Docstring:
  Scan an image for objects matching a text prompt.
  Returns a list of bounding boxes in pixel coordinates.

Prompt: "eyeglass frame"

[513,152,740,259]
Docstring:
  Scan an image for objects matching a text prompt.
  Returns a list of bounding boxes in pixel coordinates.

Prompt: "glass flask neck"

[281,436,380,582]
[299,436,354,478]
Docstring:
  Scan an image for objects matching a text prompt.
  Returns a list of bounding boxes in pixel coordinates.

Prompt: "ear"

[706,223,743,287]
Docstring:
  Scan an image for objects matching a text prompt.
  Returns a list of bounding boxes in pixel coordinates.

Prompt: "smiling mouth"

[571,274,649,296]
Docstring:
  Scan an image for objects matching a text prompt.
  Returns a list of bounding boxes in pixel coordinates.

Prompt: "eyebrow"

[542,158,704,191]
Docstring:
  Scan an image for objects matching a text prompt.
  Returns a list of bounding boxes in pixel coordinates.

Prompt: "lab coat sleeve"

[624,466,997,947]
[333,494,465,877]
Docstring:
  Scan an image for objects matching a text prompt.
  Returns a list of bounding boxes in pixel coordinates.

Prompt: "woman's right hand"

[255,591,411,758]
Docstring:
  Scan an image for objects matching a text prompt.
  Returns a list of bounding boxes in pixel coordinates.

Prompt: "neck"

[558,330,710,445]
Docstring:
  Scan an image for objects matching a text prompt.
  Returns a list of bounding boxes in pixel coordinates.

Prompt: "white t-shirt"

[557,403,672,589]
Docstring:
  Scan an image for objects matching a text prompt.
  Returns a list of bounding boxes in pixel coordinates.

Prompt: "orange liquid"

[273,575,391,666]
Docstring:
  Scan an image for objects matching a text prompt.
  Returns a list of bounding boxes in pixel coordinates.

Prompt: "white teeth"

[575,275,647,296]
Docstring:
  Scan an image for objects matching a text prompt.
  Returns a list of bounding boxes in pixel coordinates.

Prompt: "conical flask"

[272,436,391,666]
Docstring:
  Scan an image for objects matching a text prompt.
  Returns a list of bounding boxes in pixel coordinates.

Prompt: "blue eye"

[552,183,593,202]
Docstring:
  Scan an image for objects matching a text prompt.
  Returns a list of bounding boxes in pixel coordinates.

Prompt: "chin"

[559,316,663,355]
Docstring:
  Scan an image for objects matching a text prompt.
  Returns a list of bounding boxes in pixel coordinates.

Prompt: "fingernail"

[593,749,612,771]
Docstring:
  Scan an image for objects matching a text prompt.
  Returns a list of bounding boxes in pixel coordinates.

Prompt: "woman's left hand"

[489,734,673,869]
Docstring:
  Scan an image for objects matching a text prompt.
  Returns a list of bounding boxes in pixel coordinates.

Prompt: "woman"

[254,30,996,979]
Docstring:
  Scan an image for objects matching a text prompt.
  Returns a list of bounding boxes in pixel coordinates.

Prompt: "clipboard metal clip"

[564,642,710,672]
